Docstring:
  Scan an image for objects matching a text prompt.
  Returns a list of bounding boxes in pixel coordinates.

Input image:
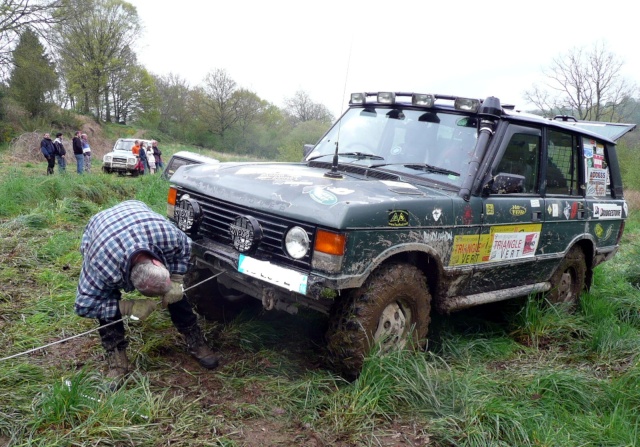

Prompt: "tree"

[154,73,191,136]
[524,41,638,122]
[198,68,239,141]
[8,27,58,116]
[0,0,63,77]
[51,0,141,121]
[109,61,158,124]
[284,90,334,125]
[277,119,329,162]
[232,88,264,148]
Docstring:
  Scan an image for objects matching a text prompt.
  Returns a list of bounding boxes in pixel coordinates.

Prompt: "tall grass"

[1,156,640,446]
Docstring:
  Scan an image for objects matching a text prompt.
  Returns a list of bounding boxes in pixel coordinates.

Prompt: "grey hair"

[130,262,171,296]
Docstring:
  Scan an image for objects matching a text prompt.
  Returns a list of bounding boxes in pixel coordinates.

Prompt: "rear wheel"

[546,246,586,309]
[325,263,431,380]
[184,267,254,322]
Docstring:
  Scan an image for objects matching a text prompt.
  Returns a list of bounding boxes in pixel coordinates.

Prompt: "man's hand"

[161,274,184,307]
[119,299,158,321]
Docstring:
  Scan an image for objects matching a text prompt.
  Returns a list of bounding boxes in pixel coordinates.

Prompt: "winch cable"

[0,272,222,363]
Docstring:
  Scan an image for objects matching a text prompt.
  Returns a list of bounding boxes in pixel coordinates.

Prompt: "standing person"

[147,145,156,174]
[152,140,164,173]
[81,133,92,173]
[75,200,220,384]
[53,133,67,173]
[40,132,56,175]
[138,142,149,175]
[72,131,84,174]
[131,140,140,156]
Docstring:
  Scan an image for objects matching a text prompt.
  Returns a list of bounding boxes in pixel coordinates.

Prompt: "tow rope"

[0,272,222,363]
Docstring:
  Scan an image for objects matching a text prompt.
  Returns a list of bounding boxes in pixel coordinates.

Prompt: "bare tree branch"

[0,0,64,77]
[524,40,637,121]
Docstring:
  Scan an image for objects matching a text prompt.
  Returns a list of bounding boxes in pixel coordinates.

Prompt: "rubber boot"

[183,326,220,370]
[105,348,130,390]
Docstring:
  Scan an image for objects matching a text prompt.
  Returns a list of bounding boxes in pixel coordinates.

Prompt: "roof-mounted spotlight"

[350,93,366,104]
[412,93,435,107]
[377,92,396,104]
[454,97,480,113]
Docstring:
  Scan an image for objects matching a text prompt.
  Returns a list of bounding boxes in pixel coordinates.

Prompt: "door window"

[582,137,611,197]
[546,130,580,195]
[495,132,540,193]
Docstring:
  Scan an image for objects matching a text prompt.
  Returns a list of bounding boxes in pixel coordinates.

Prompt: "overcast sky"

[128,0,639,119]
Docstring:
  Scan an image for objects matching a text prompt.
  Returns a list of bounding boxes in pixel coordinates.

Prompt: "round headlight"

[104,155,112,162]
[285,226,310,259]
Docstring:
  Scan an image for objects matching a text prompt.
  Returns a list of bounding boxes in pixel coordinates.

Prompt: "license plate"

[237,254,308,294]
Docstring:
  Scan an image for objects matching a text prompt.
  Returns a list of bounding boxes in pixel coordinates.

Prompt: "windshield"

[307,107,478,186]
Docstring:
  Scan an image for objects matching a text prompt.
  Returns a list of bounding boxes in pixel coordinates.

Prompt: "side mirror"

[303,144,315,159]
[489,173,525,194]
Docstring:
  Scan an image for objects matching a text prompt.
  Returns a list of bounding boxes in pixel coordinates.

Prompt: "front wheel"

[325,263,431,379]
[546,246,586,309]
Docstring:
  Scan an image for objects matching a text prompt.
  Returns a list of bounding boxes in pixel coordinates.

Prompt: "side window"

[546,130,579,195]
[583,137,611,197]
[495,132,541,193]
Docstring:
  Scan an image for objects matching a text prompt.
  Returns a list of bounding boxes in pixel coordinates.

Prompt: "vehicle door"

[469,125,544,293]
[537,129,588,279]
[581,135,626,262]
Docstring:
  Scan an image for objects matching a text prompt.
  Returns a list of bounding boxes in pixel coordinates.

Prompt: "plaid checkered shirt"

[75,200,191,320]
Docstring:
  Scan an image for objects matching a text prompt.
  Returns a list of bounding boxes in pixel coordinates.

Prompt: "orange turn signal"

[314,229,346,256]
[168,187,177,206]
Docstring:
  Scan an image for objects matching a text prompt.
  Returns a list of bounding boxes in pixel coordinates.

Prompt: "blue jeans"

[75,153,84,174]
[56,155,67,173]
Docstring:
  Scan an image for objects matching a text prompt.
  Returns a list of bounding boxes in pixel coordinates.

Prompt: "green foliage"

[616,140,640,189]
[8,29,58,117]
[1,156,640,446]
[52,0,141,122]
[277,119,328,161]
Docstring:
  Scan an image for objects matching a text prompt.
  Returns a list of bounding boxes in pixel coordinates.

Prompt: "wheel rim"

[373,301,410,352]
[557,269,575,303]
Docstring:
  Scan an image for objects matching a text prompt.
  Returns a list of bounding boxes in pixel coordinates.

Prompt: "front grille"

[113,157,128,163]
[179,189,315,271]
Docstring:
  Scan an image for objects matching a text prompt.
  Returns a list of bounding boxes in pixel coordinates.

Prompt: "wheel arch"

[572,237,595,290]
[362,243,445,307]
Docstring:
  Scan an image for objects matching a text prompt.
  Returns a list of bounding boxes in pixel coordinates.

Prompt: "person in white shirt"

[147,146,156,174]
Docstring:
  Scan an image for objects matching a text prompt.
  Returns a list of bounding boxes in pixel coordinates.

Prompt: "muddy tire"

[546,246,586,309]
[184,268,254,322]
[325,263,431,380]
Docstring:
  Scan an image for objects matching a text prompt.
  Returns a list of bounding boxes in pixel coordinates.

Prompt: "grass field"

[1,148,639,446]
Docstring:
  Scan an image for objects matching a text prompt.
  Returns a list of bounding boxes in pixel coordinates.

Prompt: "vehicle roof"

[115,138,153,144]
[347,92,635,143]
[171,151,219,163]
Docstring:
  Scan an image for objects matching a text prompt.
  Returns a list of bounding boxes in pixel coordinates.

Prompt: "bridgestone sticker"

[593,203,622,219]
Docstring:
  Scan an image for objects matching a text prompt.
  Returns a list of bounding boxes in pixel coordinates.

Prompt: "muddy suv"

[167,92,634,378]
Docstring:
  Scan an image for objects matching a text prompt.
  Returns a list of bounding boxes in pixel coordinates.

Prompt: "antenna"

[324,37,353,179]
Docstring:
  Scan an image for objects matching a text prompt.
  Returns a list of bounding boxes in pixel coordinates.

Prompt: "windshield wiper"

[337,152,385,160]
[403,163,460,177]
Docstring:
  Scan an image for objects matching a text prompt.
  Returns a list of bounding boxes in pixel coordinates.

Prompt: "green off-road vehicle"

[167,92,634,378]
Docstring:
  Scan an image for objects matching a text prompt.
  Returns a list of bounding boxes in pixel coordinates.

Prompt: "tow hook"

[262,288,276,310]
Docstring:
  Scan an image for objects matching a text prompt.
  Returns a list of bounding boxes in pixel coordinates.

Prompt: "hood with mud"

[170,162,456,229]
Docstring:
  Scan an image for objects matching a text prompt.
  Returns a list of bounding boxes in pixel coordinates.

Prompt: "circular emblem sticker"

[229,215,262,253]
[309,187,338,205]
